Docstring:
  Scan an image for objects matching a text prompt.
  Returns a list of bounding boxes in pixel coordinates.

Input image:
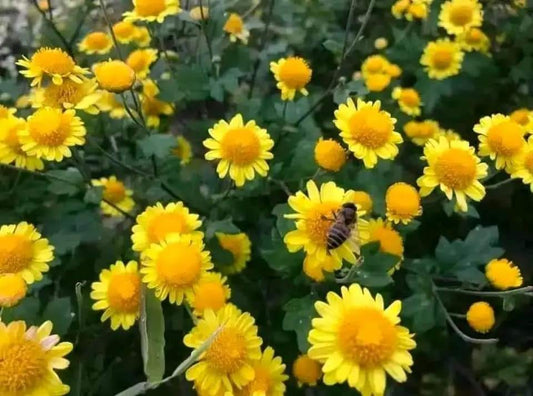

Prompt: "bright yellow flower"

[204,114,274,187]
[374,37,388,50]
[385,63,402,78]
[466,301,494,333]
[359,218,404,260]
[15,94,32,109]
[439,0,483,35]
[364,73,392,92]
[184,304,262,395]
[141,233,213,305]
[126,48,158,79]
[31,78,101,115]
[93,60,136,93]
[0,273,27,308]
[352,190,373,213]
[0,320,73,396]
[303,254,342,282]
[436,128,462,142]
[405,1,429,20]
[421,39,464,80]
[215,233,252,275]
[90,260,141,330]
[473,114,526,172]
[190,6,209,20]
[284,180,361,266]
[314,138,346,172]
[112,21,138,44]
[270,57,312,101]
[133,26,152,47]
[188,271,231,317]
[404,120,440,146]
[19,107,86,162]
[392,87,422,116]
[173,135,193,165]
[456,28,490,53]
[417,137,487,212]
[97,91,127,119]
[392,0,410,18]
[92,176,135,217]
[510,108,533,132]
[224,13,250,44]
[17,47,89,87]
[485,258,523,290]
[140,80,174,128]
[335,98,402,168]
[361,55,389,77]
[123,0,181,23]
[308,284,416,395]
[0,116,44,171]
[78,31,113,55]
[511,136,533,191]
[385,182,422,225]
[292,354,322,387]
[0,104,16,119]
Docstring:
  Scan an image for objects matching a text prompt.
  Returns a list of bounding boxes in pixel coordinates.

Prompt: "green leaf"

[272,203,295,237]
[322,39,343,56]
[47,168,84,196]
[260,228,303,278]
[402,293,438,333]
[158,65,209,102]
[205,218,240,239]
[282,296,316,353]
[48,231,81,255]
[84,186,103,204]
[139,287,166,383]
[41,297,72,336]
[138,135,177,159]
[1,297,40,324]
[206,237,234,268]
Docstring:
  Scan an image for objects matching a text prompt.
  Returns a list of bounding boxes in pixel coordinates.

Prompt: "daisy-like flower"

[0,222,54,284]
[385,182,422,225]
[19,107,86,162]
[123,0,181,23]
[0,320,73,396]
[510,108,533,132]
[391,0,410,18]
[352,190,373,213]
[361,55,389,77]
[0,273,27,308]
[131,201,203,252]
[404,120,440,146]
[92,176,135,217]
[112,21,138,44]
[436,128,462,142]
[215,232,252,275]
[303,254,341,282]
[133,26,152,47]
[466,301,494,333]
[235,347,288,396]
[187,271,231,317]
[314,138,346,172]
[190,6,209,21]
[141,233,213,305]
[392,87,422,116]
[0,116,44,171]
[224,13,250,44]
[283,180,360,266]
[485,258,523,290]
[184,304,262,395]
[405,1,429,20]
[359,218,404,260]
[439,0,483,36]
[308,284,416,395]
[17,47,89,87]
[292,354,322,387]
[0,104,16,119]
[78,31,113,55]
[473,114,526,172]
[90,260,141,330]
[140,80,174,128]
[334,98,402,168]
[203,114,274,187]
[270,56,312,101]
[512,136,533,190]
[417,137,488,212]
[456,28,490,53]
[31,78,101,115]
[173,136,193,165]
[97,91,127,119]
[126,49,158,79]
[93,60,136,94]
[420,39,464,80]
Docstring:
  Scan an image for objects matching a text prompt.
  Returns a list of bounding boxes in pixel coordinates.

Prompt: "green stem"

[98,0,124,60]
[485,177,516,190]
[436,285,533,297]
[198,0,214,70]
[30,0,73,56]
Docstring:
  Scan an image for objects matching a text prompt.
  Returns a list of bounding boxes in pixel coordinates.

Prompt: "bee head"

[341,202,357,224]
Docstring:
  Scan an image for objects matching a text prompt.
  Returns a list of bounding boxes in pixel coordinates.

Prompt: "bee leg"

[321,215,334,222]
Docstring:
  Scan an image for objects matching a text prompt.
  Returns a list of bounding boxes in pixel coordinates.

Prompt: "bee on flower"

[270,56,312,101]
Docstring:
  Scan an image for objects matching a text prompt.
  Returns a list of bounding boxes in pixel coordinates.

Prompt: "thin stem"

[68,0,92,48]
[282,101,288,121]
[1,163,78,185]
[344,0,377,56]
[88,139,150,177]
[198,0,214,69]
[120,94,146,129]
[486,177,516,190]
[29,0,73,55]
[98,0,124,60]
[436,286,533,297]
[268,177,291,196]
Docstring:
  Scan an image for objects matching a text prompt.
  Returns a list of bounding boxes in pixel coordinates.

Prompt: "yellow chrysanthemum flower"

[19,107,86,162]
[374,38,388,50]
[78,31,113,55]
[314,138,346,172]
[0,320,73,396]
[215,232,252,275]
[190,6,209,20]
[173,136,193,165]
[334,98,402,168]
[284,180,360,266]
[112,21,138,44]
[456,28,490,53]
[359,218,404,260]
[0,222,54,284]
[0,116,44,171]
[511,136,533,190]
[308,284,416,395]
[439,0,483,36]
[303,254,341,282]
[417,137,487,212]
[385,182,422,225]
[385,63,402,78]
[204,114,274,187]
[436,128,462,142]
[92,176,135,217]
[141,233,213,305]
[224,13,250,44]
[16,47,89,87]
[140,80,174,128]
[184,304,262,395]
[133,26,152,47]
[361,55,389,77]
[485,258,523,290]
[392,0,410,18]
[236,346,288,396]
[392,87,422,116]
[90,260,141,330]
[420,39,464,80]
[510,108,533,132]
[292,354,322,387]
[93,60,136,93]
[270,57,312,101]
[126,48,158,79]
[352,190,373,213]
[131,201,203,252]
[405,1,429,20]
[188,271,231,317]
[466,301,494,333]
[0,273,27,308]
[0,104,16,119]
[403,120,441,146]
[473,114,526,172]
[364,73,392,92]
[97,91,127,119]
[31,78,101,115]
[123,0,181,23]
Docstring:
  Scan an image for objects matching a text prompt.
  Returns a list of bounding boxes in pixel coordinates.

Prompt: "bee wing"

[347,222,361,257]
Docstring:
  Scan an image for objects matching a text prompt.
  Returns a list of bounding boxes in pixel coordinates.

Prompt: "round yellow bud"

[292,354,322,387]
[0,273,27,308]
[466,301,495,333]
[94,60,136,93]
[314,138,346,172]
[374,37,389,50]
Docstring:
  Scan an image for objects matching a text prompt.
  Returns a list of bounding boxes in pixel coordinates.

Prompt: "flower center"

[156,243,202,287]
[224,14,244,34]
[0,235,33,274]
[107,273,141,313]
[204,328,247,374]
[28,108,70,147]
[365,57,384,73]
[127,51,150,73]
[369,225,404,257]
[400,89,420,107]
[278,57,312,90]
[434,148,477,190]
[103,180,126,203]
[0,339,47,393]
[449,2,474,26]
[193,281,226,312]
[486,120,525,156]
[85,32,110,49]
[349,107,393,149]
[113,21,135,38]
[220,127,261,166]
[524,152,533,173]
[0,273,27,306]
[135,0,166,16]
[432,47,453,69]
[387,184,420,217]
[337,308,397,367]
[43,80,85,107]
[305,202,341,246]
[32,48,75,75]
[147,212,190,243]
[466,28,482,43]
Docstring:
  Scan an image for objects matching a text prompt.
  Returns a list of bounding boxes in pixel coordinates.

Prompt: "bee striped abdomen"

[327,224,351,251]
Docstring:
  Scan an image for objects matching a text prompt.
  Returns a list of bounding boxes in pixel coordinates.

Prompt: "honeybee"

[324,203,360,256]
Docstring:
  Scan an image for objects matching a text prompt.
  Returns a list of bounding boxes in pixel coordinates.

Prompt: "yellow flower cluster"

[360,54,402,92]
[392,0,432,21]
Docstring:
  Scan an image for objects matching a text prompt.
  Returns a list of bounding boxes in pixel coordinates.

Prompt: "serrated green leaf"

[41,297,72,336]
[282,295,316,353]
[1,297,40,324]
[205,218,240,239]
[48,231,81,255]
[84,186,103,204]
[139,287,165,383]
[260,228,303,277]
[138,134,176,159]
[47,168,84,196]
